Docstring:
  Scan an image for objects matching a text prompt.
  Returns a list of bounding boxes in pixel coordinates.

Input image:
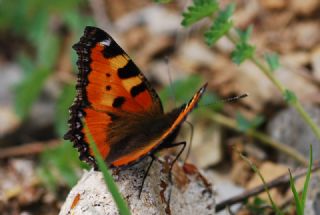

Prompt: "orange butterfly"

[64,26,207,171]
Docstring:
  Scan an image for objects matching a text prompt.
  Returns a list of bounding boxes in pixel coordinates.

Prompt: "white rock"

[59,158,216,215]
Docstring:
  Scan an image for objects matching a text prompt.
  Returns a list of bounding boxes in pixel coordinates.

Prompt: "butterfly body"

[64,26,207,168]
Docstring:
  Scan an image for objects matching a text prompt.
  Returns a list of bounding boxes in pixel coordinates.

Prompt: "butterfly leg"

[138,154,157,199]
[184,120,194,163]
[157,141,187,207]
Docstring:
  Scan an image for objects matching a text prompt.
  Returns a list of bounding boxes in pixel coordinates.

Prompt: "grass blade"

[301,144,313,212]
[289,169,303,214]
[240,153,284,215]
[83,120,131,215]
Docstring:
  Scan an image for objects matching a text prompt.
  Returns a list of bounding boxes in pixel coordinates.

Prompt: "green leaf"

[55,84,76,137]
[154,0,172,3]
[246,197,268,214]
[63,9,95,36]
[236,113,264,132]
[283,89,297,104]
[159,75,203,104]
[265,53,280,72]
[181,0,219,27]
[204,3,235,46]
[14,68,51,118]
[301,144,313,212]
[37,32,60,68]
[17,54,34,75]
[236,25,253,43]
[289,169,303,215]
[231,42,255,65]
[37,166,57,191]
[199,92,223,111]
[84,121,131,215]
[38,141,88,191]
[27,10,49,46]
[231,27,255,64]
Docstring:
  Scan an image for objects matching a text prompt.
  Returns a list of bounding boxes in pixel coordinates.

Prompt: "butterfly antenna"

[222,93,248,103]
[184,120,194,163]
[201,93,248,108]
[165,57,177,108]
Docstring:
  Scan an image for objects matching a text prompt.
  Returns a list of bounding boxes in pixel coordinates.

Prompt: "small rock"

[260,0,287,10]
[59,157,216,215]
[304,173,320,215]
[281,52,310,69]
[267,105,320,166]
[191,122,223,168]
[0,63,23,106]
[207,171,245,215]
[311,46,320,81]
[177,39,217,70]
[294,22,320,50]
[290,0,319,16]
[0,107,20,137]
[115,5,182,35]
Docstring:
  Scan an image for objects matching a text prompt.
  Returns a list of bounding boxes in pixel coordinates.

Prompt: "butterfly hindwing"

[109,83,207,167]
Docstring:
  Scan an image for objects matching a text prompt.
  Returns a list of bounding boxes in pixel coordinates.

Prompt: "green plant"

[179,0,320,142]
[38,141,89,191]
[246,197,271,214]
[0,0,93,119]
[240,153,284,215]
[289,145,313,215]
[0,0,95,191]
[240,145,313,214]
[235,112,264,132]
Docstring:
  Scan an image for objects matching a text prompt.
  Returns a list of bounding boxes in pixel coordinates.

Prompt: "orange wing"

[64,26,163,167]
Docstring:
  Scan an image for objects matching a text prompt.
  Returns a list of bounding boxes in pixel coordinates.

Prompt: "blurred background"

[0,0,320,214]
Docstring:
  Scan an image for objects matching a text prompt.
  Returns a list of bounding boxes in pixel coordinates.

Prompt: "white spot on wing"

[100,38,112,46]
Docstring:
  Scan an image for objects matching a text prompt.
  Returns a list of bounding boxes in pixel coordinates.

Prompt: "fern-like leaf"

[205,3,235,45]
[231,26,255,64]
[182,0,219,27]
[265,53,280,72]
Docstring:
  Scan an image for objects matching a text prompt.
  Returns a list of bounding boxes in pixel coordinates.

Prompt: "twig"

[205,111,308,166]
[0,140,60,159]
[215,161,320,212]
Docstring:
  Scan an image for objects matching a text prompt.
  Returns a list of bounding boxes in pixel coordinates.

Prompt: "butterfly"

[64,26,207,171]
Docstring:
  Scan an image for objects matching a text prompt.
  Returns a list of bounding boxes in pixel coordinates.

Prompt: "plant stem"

[205,111,308,166]
[240,153,285,215]
[225,31,320,142]
[294,102,320,141]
